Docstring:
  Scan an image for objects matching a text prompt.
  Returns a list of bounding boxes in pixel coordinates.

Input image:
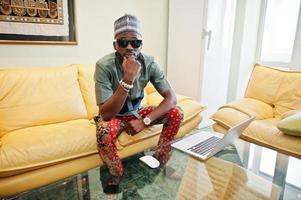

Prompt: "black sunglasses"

[116,39,142,48]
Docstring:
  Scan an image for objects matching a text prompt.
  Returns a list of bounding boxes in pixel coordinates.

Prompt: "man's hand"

[125,119,147,136]
[122,56,141,84]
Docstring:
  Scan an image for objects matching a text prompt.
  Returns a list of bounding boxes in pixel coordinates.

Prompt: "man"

[94,14,183,194]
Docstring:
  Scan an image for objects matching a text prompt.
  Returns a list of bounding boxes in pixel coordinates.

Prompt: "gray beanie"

[114,14,141,38]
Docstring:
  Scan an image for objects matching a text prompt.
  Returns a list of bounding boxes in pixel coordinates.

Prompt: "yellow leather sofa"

[0,64,205,198]
[211,64,301,158]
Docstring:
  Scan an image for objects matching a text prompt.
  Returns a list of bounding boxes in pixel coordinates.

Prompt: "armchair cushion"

[245,65,282,106]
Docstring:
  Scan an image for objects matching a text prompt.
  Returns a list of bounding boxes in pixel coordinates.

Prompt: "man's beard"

[124,50,139,59]
[116,51,141,60]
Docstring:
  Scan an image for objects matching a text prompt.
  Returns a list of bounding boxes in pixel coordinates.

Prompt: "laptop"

[172,117,255,161]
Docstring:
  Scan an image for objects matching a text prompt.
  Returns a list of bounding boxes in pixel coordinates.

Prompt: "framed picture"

[0,0,77,45]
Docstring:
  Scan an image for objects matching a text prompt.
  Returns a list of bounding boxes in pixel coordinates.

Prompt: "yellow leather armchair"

[211,64,301,158]
[0,64,205,198]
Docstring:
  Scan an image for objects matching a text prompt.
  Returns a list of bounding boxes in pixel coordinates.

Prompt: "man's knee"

[167,106,184,122]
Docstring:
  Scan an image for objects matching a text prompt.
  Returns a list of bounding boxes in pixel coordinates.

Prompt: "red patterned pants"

[94,106,184,177]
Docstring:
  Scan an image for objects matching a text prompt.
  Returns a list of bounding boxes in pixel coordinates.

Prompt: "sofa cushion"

[118,99,205,147]
[277,111,301,136]
[0,66,87,136]
[76,64,99,119]
[0,119,96,177]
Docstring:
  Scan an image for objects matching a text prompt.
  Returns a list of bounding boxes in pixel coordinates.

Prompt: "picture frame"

[0,0,77,45]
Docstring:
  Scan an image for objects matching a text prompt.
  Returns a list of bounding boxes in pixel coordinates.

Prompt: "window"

[257,0,301,66]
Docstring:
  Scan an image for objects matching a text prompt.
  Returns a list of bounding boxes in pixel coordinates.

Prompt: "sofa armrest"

[210,107,251,129]
[220,98,274,119]
[144,83,192,105]
[147,92,191,106]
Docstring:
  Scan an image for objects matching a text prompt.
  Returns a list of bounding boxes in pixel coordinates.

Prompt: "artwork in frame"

[0,0,77,45]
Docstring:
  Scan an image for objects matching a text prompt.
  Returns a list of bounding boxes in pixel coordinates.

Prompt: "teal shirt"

[94,52,171,116]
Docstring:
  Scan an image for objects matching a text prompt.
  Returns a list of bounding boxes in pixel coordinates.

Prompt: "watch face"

[143,117,151,125]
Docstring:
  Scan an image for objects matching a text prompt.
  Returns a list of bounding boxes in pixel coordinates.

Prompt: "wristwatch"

[143,117,151,126]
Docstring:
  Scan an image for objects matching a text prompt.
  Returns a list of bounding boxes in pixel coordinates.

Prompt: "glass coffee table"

[6,128,301,200]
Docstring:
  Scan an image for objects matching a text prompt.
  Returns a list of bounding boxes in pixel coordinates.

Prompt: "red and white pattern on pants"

[94,106,184,177]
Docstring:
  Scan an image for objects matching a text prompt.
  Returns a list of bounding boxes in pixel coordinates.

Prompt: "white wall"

[0,0,169,70]
[167,0,205,100]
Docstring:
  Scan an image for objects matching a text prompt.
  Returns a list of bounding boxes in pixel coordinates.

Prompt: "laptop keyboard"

[187,136,221,156]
